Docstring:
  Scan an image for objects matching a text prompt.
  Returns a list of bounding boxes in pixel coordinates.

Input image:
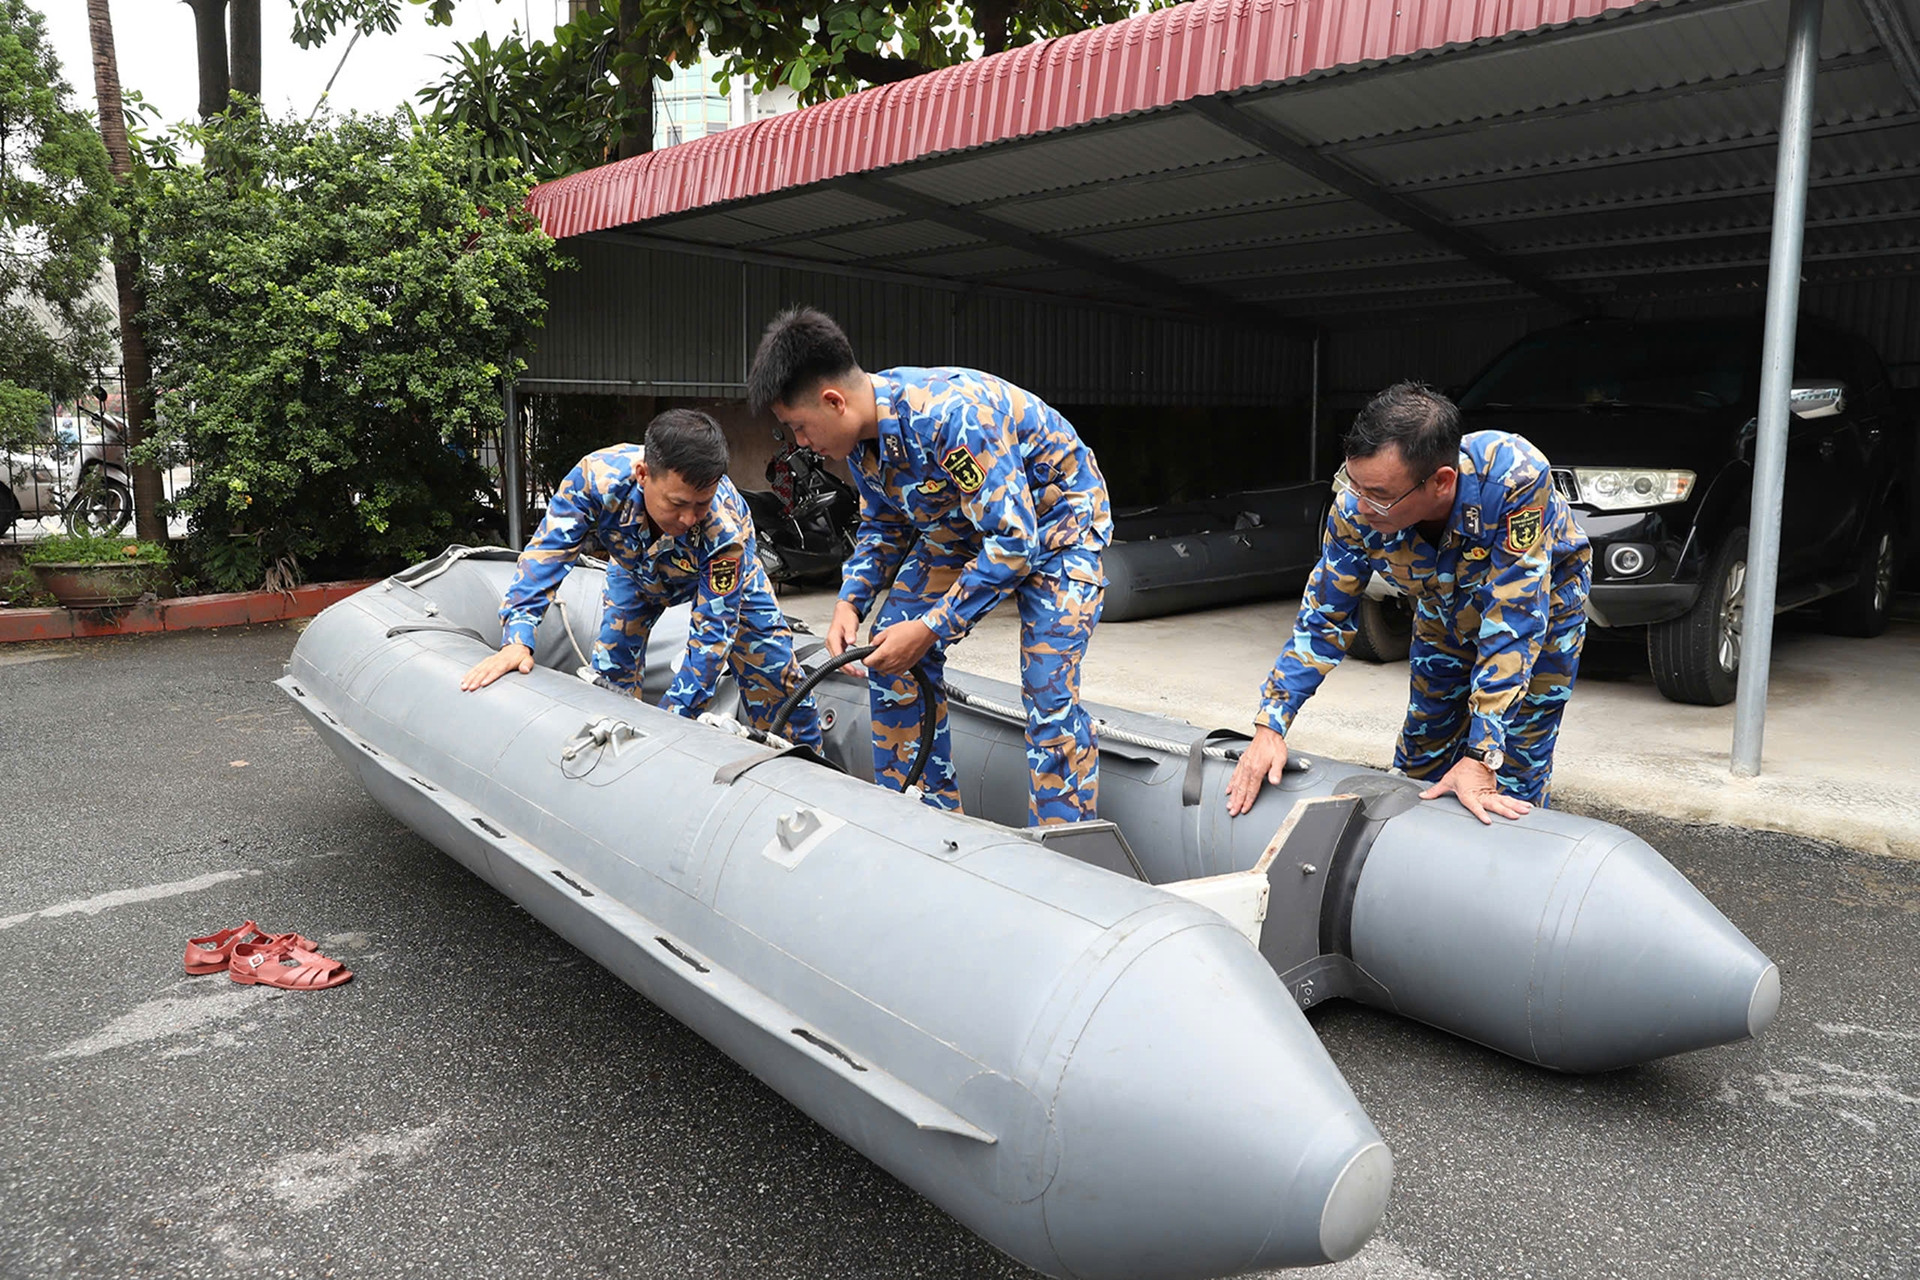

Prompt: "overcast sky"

[39,0,561,130]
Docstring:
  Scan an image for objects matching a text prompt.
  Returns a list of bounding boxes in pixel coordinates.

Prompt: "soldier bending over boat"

[1227,382,1591,823]
[459,408,824,750]
[748,307,1112,826]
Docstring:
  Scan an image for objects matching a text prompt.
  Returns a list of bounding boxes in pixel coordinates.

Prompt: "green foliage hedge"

[136,109,564,590]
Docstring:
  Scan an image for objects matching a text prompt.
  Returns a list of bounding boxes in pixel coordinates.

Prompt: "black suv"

[1446,316,1911,704]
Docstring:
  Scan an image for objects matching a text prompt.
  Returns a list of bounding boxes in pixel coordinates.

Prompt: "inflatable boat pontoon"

[280,547,1779,1280]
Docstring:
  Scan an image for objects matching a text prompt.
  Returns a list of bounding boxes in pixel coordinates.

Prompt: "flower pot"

[30,560,174,609]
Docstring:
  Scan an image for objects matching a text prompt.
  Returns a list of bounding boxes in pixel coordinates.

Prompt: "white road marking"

[0,869,261,931]
[44,987,274,1061]
[1816,1021,1920,1042]
[0,648,77,667]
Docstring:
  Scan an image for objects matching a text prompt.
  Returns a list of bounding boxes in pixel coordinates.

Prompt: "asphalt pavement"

[1,625,1915,1280]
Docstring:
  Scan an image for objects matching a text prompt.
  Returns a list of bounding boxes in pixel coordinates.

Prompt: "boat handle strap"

[386,623,491,645]
[1184,728,1252,806]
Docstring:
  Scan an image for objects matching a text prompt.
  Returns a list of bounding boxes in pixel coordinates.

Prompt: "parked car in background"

[1348,316,1911,705]
[0,423,76,538]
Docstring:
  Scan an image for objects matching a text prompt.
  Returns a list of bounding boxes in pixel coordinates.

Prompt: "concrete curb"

[0,580,376,643]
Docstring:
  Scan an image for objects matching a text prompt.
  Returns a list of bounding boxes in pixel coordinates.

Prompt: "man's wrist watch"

[1465,744,1504,772]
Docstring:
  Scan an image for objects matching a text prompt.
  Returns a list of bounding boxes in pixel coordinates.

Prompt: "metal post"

[502,379,524,550]
[1732,0,1824,776]
[1309,330,1321,477]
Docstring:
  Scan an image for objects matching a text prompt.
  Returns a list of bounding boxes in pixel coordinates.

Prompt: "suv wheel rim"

[1718,560,1746,674]
[1872,533,1894,614]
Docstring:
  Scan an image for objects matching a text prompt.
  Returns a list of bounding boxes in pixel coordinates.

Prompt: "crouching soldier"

[459,408,823,750]
[747,306,1112,826]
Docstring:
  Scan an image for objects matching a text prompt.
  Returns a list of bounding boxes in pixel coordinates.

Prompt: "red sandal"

[229,935,352,990]
[183,921,270,975]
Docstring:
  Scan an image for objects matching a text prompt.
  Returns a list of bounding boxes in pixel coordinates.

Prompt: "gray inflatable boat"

[1101,483,1329,623]
[279,547,1778,1280]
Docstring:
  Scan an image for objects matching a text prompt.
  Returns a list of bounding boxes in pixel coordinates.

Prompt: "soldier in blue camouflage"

[747,307,1113,826]
[1226,382,1591,823]
[459,409,823,751]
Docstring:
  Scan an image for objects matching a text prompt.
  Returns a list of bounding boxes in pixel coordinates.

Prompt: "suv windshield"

[1459,325,1754,413]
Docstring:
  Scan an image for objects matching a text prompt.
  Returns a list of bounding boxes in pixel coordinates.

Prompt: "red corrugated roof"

[526,0,1648,240]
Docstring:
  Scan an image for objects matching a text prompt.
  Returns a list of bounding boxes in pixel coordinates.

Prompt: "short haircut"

[643,408,729,489]
[1343,381,1461,478]
[746,306,860,415]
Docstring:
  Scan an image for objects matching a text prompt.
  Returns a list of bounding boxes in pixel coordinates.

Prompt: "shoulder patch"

[1504,506,1544,554]
[706,554,741,594]
[939,445,986,494]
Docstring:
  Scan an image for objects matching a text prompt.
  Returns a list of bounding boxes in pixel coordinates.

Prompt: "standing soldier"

[460,408,823,751]
[747,307,1112,826]
[1227,381,1591,823]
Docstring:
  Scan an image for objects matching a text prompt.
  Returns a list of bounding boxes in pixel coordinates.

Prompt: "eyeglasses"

[1333,462,1431,517]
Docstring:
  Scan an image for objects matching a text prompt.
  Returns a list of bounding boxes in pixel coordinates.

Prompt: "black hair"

[1342,381,1461,479]
[746,306,861,416]
[643,408,729,489]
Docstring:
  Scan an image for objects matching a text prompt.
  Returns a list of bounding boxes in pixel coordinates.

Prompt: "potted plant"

[23,533,175,609]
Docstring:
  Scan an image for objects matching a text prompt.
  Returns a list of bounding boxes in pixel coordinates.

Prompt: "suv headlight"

[1567,468,1695,510]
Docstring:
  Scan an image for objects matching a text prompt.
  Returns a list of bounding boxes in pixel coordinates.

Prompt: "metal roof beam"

[1179,97,1592,315]
[1855,0,1920,108]
[1329,50,1892,157]
[826,175,1316,337]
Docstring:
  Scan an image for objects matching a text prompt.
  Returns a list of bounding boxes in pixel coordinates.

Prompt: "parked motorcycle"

[63,399,135,536]
[739,427,858,587]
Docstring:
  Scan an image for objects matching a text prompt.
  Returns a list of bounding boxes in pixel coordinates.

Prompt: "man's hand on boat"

[460,642,536,691]
[1419,758,1533,825]
[864,618,938,676]
[1225,726,1289,816]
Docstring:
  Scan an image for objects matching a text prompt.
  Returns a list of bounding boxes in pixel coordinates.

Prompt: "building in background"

[654,53,797,149]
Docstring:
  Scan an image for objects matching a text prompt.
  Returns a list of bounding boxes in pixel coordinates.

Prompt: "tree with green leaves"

[419,0,1155,184]
[135,109,564,590]
[0,0,118,452]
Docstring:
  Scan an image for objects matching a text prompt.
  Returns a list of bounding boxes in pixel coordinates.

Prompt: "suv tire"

[1821,512,1900,638]
[1348,594,1413,664]
[1648,528,1746,706]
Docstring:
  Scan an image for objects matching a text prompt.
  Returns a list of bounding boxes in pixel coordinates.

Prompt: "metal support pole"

[1732,0,1824,777]
[502,379,524,550]
[1309,330,1321,477]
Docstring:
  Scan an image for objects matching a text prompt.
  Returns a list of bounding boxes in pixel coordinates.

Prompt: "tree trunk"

[86,0,167,544]
[975,0,1013,56]
[609,0,654,160]
[186,0,231,119]
[229,0,261,101]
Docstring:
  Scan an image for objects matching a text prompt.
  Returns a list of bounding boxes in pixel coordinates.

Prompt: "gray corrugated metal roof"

[603,0,1920,373]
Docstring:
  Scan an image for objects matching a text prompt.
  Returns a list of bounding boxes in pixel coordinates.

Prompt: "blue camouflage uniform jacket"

[839,368,1114,641]
[1259,430,1590,762]
[499,444,757,717]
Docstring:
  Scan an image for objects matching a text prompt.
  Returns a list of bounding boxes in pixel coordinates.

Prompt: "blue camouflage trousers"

[1395,565,1591,806]
[870,538,1104,825]
[596,564,823,750]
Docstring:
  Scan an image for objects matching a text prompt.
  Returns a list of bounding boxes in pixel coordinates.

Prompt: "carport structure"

[523,0,1920,771]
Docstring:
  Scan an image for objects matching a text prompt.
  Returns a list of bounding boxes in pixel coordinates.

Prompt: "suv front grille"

[1550,468,1580,503]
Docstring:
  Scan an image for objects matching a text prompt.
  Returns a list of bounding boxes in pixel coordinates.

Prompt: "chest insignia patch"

[940,445,986,494]
[1464,545,1491,561]
[668,553,695,574]
[706,555,740,594]
[1463,506,1483,537]
[917,477,947,496]
[1504,506,1545,555]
